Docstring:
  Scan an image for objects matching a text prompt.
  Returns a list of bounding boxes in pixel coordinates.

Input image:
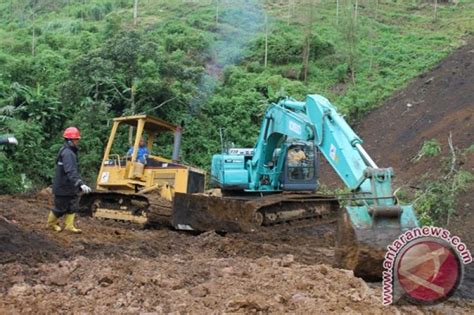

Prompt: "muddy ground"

[0,194,473,313]
[1,39,474,315]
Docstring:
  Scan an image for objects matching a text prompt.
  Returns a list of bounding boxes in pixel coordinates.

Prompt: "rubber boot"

[64,213,82,233]
[47,211,62,232]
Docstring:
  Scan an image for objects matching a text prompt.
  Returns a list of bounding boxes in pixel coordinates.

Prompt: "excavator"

[79,115,206,225]
[171,94,419,280]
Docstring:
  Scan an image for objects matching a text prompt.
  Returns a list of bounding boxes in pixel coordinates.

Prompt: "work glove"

[80,184,92,194]
[8,137,18,145]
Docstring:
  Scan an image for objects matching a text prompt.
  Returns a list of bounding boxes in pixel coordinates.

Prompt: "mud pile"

[354,39,474,248]
[1,251,472,313]
[322,39,474,245]
[0,194,473,313]
[0,217,63,265]
[320,38,474,301]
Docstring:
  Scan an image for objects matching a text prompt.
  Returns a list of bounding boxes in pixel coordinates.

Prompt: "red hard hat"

[63,127,81,139]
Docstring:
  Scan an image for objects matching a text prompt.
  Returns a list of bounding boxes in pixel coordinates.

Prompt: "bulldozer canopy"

[114,115,177,133]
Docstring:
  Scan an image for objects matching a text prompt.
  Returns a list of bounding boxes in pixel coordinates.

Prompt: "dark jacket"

[52,143,84,196]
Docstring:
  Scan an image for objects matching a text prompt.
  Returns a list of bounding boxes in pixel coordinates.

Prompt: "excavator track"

[79,191,173,226]
[171,192,340,232]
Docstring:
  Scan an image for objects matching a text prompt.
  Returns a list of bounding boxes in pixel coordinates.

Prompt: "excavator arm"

[277,95,397,200]
[274,96,419,278]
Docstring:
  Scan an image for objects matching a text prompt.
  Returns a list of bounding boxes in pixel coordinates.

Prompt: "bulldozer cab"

[96,115,185,192]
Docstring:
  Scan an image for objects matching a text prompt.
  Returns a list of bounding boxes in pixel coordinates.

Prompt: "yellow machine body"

[88,115,205,224]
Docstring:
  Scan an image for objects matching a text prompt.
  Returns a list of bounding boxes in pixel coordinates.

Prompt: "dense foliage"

[0,0,473,194]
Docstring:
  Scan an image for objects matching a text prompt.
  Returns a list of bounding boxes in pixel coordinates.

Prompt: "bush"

[334,63,349,83]
[246,25,334,65]
[412,139,441,162]
[415,170,474,226]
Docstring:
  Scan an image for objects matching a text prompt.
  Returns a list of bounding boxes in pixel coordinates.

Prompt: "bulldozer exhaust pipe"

[172,125,182,162]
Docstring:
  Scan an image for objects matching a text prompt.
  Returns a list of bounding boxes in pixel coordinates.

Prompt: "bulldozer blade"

[336,205,418,281]
[171,193,259,232]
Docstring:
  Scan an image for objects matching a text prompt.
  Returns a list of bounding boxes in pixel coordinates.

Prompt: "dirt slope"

[355,39,474,247]
[322,38,473,243]
[355,39,473,187]
[359,39,474,300]
[319,38,474,301]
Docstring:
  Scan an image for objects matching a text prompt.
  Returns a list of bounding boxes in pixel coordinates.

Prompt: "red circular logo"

[396,238,462,304]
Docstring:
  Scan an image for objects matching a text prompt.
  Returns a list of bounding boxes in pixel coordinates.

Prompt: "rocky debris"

[0,192,473,313]
[1,254,473,314]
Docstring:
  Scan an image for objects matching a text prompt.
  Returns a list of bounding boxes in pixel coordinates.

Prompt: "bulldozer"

[171,95,419,280]
[79,115,205,226]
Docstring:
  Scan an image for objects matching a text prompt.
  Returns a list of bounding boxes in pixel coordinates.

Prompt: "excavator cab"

[281,142,318,191]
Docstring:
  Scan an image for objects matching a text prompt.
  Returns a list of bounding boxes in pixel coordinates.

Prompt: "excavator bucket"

[336,204,419,281]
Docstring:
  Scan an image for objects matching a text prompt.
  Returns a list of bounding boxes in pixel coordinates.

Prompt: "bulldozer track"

[79,191,173,226]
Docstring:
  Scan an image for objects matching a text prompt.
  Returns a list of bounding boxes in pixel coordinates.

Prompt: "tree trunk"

[31,14,35,57]
[287,0,292,25]
[264,13,268,68]
[133,0,139,26]
[301,0,314,84]
[350,1,357,84]
[354,0,358,23]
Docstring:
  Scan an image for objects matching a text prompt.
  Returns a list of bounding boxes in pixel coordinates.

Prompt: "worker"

[287,145,307,166]
[126,138,149,164]
[47,127,92,233]
[287,145,307,179]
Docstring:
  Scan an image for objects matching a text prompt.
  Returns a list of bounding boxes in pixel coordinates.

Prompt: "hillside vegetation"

[0,0,473,193]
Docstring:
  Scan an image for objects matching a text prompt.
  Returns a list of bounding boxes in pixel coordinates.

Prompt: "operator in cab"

[126,138,149,164]
[287,145,307,180]
[47,127,92,233]
[287,145,307,166]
